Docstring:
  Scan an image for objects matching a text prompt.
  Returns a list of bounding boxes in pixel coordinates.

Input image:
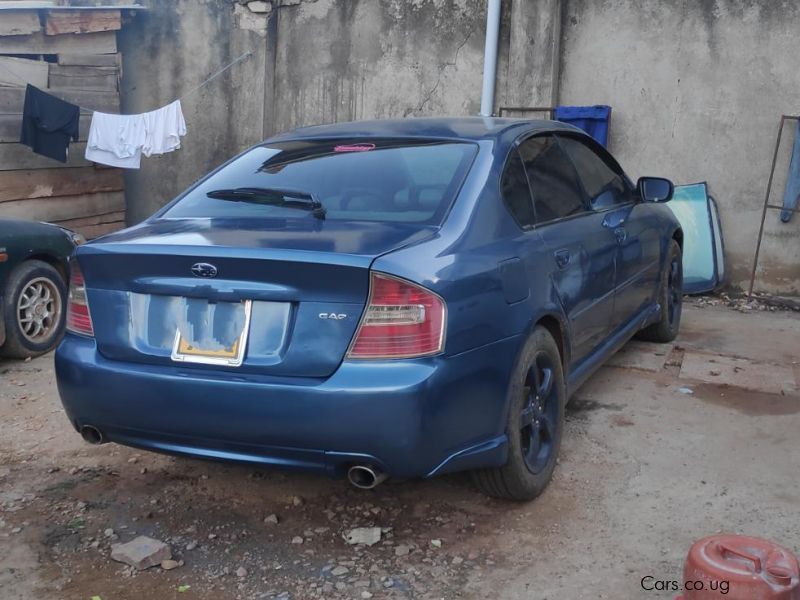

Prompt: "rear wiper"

[206,187,326,219]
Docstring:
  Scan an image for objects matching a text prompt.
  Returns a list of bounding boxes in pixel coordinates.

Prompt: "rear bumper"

[55,333,521,478]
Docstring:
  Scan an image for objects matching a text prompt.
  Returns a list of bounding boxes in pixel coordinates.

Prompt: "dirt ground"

[1,303,799,600]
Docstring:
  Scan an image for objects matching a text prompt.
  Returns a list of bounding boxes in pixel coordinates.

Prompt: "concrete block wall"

[118,0,268,222]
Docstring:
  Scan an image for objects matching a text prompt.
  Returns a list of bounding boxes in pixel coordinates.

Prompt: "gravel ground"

[1,304,799,600]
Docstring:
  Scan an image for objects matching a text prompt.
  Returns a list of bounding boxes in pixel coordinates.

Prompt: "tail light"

[66,260,94,336]
[347,272,446,359]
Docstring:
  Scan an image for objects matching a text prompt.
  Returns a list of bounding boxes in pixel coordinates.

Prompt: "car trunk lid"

[77,218,437,377]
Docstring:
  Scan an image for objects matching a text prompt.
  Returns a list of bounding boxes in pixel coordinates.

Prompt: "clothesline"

[0,50,253,116]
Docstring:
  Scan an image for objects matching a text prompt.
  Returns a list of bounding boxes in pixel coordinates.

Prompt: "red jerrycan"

[679,534,799,599]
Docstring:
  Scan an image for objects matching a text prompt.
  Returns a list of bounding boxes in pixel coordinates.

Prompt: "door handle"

[614,227,627,244]
[554,249,571,269]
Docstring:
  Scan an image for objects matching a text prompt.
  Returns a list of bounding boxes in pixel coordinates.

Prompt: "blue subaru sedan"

[55,118,682,500]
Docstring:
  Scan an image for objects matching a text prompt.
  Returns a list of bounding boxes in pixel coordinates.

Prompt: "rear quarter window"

[162,140,478,225]
[501,149,535,228]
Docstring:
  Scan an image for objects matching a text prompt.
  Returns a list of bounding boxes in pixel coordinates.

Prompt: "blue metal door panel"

[609,204,663,329]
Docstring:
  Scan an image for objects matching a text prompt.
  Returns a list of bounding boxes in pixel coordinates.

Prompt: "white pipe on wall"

[479,0,502,117]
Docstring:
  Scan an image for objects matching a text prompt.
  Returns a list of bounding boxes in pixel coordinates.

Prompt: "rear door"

[517,135,618,364]
[557,135,660,330]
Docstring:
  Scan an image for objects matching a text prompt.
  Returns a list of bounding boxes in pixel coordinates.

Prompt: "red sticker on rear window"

[334,143,376,152]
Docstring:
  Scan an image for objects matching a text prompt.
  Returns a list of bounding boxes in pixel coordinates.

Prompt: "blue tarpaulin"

[554,105,612,147]
[780,120,800,222]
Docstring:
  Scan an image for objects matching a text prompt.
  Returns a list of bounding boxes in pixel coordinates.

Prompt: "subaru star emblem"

[191,262,218,278]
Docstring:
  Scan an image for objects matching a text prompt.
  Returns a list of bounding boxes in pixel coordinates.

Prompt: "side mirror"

[637,177,674,203]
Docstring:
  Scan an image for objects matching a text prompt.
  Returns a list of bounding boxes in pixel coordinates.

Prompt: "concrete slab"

[678,306,800,366]
[679,351,798,395]
[607,341,673,372]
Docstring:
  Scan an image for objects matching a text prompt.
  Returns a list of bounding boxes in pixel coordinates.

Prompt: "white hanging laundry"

[85,111,147,169]
[142,100,187,157]
[85,100,188,169]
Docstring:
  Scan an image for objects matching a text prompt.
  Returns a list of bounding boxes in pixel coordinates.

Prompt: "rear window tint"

[162,140,478,225]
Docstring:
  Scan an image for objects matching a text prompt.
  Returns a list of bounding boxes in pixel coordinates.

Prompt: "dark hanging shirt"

[19,84,80,163]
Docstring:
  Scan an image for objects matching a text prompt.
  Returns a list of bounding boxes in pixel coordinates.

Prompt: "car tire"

[471,326,565,501]
[636,239,683,343]
[0,260,67,359]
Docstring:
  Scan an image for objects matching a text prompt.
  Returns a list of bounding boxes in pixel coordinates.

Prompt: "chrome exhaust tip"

[347,465,388,490]
[80,425,105,445]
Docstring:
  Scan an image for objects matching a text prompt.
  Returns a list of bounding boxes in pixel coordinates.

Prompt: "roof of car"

[267,116,580,143]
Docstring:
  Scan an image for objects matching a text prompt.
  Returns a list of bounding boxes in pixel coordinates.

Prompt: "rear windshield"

[162,139,478,225]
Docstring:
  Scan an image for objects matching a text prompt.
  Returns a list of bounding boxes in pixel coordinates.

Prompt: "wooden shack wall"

[0,8,125,239]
